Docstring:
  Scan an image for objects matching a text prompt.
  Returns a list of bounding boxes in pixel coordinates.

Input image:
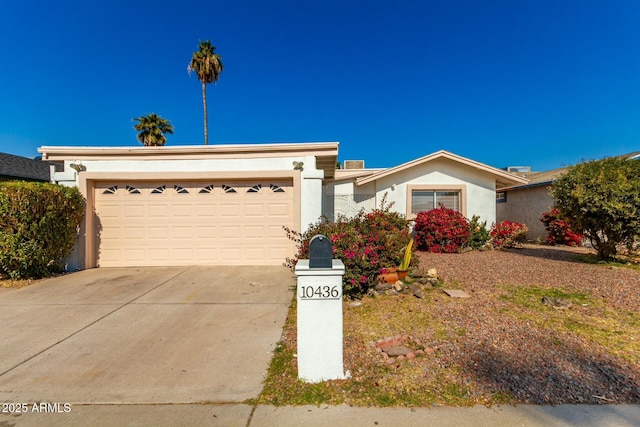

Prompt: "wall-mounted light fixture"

[70,160,85,172]
[293,161,304,171]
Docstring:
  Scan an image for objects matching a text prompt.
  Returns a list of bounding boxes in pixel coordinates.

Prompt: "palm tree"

[188,40,223,145]
[132,113,174,146]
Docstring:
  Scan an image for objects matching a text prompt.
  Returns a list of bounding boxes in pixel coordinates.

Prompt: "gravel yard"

[407,245,640,404]
[264,244,640,406]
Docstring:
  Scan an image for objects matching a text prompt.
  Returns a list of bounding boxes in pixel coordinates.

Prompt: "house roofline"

[499,180,554,192]
[355,150,528,187]
[38,142,340,179]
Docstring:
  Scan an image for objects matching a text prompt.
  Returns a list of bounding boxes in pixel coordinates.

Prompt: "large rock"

[375,282,393,291]
[410,285,425,299]
[427,268,438,278]
[384,345,413,357]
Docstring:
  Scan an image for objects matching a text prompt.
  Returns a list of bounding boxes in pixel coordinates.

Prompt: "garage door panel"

[148,204,169,217]
[94,180,294,267]
[148,226,169,239]
[268,203,290,216]
[198,226,218,238]
[124,227,145,239]
[124,205,145,217]
[220,205,241,217]
[172,226,194,239]
[170,204,192,217]
[244,225,265,239]
[173,248,194,261]
[122,248,145,262]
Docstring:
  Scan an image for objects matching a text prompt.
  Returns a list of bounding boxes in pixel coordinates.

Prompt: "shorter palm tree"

[133,113,174,146]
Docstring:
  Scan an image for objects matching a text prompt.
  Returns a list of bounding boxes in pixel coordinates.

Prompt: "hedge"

[0,181,85,279]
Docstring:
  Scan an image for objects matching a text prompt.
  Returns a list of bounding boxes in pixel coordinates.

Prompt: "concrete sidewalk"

[2,403,639,426]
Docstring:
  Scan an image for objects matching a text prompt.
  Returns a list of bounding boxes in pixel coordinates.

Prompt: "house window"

[151,185,166,194]
[406,185,466,219]
[496,191,507,203]
[173,185,189,194]
[411,190,460,214]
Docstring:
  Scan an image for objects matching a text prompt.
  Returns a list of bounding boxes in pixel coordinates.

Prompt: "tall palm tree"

[132,113,174,146]
[188,40,223,145]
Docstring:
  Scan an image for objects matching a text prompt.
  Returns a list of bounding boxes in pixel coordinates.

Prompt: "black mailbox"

[309,234,332,269]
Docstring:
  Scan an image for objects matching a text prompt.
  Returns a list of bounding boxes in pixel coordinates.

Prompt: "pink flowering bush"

[490,221,528,248]
[413,207,471,253]
[540,208,583,246]
[284,199,412,298]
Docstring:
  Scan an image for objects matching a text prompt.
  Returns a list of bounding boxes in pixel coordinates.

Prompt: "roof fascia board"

[356,150,528,186]
[38,142,339,161]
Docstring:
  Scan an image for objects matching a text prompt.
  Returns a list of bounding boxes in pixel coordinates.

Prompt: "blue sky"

[1,1,639,171]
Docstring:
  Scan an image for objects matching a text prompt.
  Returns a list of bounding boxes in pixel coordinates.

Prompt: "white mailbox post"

[295,235,347,382]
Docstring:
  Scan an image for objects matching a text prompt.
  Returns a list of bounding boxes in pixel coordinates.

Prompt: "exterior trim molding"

[355,150,528,188]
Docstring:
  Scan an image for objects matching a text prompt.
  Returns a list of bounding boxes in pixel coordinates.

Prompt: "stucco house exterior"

[496,151,640,241]
[495,167,567,241]
[323,150,527,226]
[38,144,527,271]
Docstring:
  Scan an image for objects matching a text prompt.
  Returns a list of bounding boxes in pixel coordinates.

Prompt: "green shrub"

[0,181,85,279]
[468,215,491,249]
[284,198,413,298]
[551,156,640,259]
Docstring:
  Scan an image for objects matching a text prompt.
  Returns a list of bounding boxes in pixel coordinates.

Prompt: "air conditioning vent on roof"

[344,160,365,169]
[506,166,531,173]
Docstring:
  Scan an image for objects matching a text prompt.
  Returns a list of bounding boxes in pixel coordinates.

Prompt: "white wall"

[52,155,324,232]
[372,158,497,224]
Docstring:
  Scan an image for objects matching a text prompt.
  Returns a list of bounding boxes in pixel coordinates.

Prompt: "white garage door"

[93,180,294,267]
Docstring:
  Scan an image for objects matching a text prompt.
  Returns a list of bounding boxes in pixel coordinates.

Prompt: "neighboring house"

[496,151,640,241]
[495,167,567,241]
[323,150,528,227]
[0,152,52,182]
[37,144,527,271]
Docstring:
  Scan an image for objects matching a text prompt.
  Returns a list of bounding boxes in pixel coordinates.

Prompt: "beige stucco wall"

[496,185,554,241]
[374,158,497,225]
[324,158,499,225]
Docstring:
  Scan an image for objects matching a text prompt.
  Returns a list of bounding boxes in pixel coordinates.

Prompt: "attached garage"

[38,143,338,270]
[93,179,294,267]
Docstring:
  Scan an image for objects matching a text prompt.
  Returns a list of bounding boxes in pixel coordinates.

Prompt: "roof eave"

[356,150,528,187]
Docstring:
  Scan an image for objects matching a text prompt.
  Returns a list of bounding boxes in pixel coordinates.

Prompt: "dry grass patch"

[260,247,640,406]
[0,278,36,289]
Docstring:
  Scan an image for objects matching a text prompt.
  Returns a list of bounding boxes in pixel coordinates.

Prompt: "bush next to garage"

[284,199,413,298]
[0,181,85,279]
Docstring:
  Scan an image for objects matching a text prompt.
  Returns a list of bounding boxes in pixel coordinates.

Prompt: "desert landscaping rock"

[375,282,393,291]
[541,295,573,309]
[443,289,471,298]
[384,345,413,357]
[410,284,425,298]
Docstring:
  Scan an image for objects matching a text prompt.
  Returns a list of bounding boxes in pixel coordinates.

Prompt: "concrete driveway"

[0,266,294,405]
